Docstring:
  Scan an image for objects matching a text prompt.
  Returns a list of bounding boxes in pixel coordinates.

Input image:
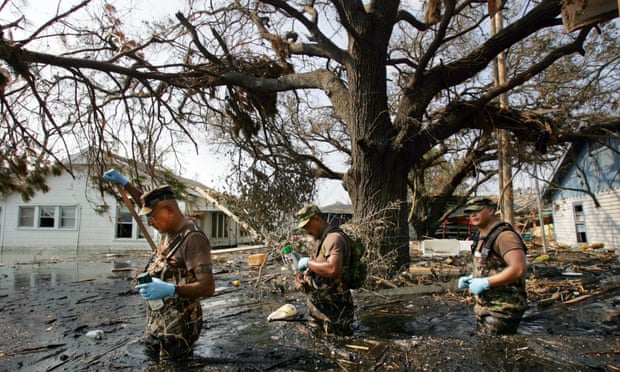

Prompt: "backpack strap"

[165,223,204,259]
[318,226,350,261]
[471,222,526,259]
[143,223,205,274]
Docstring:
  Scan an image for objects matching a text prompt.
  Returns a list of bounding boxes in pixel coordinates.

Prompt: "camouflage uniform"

[141,220,210,359]
[472,223,528,335]
[296,228,354,335]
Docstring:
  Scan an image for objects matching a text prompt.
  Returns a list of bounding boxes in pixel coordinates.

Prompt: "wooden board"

[561,0,618,32]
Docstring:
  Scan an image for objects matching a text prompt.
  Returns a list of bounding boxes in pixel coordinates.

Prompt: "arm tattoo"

[195,263,213,274]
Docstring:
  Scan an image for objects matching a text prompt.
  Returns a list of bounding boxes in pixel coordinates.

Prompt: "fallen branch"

[214,307,254,320]
[563,291,602,305]
[345,344,369,351]
[249,273,276,284]
[33,347,67,364]
[369,275,398,288]
[111,267,137,272]
[46,357,70,371]
[536,291,562,305]
[4,343,66,357]
[360,299,403,309]
[75,295,100,304]
[192,186,260,240]
[369,339,388,363]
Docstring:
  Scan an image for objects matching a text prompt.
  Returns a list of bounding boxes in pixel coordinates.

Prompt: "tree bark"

[343,19,411,272]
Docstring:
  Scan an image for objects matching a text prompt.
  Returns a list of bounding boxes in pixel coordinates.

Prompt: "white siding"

[1,171,152,256]
[0,169,253,259]
[552,189,620,250]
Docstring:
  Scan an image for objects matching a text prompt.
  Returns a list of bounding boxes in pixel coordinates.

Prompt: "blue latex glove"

[102,169,129,186]
[458,275,472,289]
[135,278,176,300]
[468,277,491,295]
[298,257,310,271]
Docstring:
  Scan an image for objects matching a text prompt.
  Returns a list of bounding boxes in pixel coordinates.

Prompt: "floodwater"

[0,249,142,296]
[0,262,124,294]
[1,249,619,371]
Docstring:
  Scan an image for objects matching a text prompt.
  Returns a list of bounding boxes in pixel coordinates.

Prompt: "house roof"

[320,202,353,214]
[542,142,581,202]
[542,127,620,201]
[444,193,543,218]
[64,151,232,211]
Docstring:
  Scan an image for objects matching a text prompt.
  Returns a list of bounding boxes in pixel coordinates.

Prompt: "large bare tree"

[0,0,618,273]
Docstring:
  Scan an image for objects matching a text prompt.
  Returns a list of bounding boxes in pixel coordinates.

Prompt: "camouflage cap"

[295,203,322,229]
[463,196,497,213]
[138,185,176,216]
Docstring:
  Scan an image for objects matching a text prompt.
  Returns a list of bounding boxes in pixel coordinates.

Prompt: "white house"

[0,163,254,260]
[545,130,620,250]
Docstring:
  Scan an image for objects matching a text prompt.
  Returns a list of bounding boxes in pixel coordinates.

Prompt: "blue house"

[545,131,620,250]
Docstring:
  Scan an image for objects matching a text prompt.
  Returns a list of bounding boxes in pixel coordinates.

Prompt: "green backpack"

[329,225,367,289]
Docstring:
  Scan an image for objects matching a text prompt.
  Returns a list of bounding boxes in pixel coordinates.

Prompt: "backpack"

[327,225,368,289]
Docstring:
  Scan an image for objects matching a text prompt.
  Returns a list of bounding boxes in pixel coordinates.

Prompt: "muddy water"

[1,251,619,371]
[0,261,130,295]
[359,300,475,339]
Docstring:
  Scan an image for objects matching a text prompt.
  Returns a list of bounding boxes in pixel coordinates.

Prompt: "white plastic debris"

[421,239,460,257]
[85,329,104,340]
[267,303,297,321]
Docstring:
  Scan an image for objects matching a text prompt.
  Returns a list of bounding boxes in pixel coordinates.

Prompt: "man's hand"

[135,278,176,300]
[102,169,129,186]
[458,275,472,289]
[468,277,491,295]
[297,257,310,271]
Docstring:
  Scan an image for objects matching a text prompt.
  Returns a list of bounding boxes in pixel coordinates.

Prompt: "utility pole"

[490,0,515,224]
[535,164,548,253]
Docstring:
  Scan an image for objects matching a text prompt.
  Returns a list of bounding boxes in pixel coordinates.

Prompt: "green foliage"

[0,152,63,202]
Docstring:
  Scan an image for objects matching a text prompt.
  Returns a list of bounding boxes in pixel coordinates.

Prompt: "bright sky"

[178,148,351,207]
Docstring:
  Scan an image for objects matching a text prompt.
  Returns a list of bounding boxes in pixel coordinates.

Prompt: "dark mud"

[1,245,619,371]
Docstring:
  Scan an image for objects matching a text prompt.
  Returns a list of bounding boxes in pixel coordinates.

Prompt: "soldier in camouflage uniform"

[103,170,215,360]
[294,204,354,335]
[458,197,528,335]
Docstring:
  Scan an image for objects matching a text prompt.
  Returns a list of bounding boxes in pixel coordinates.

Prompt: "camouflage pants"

[474,290,526,335]
[307,291,354,336]
[295,270,354,335]
[145,298,203,360]
[474,309,524,335]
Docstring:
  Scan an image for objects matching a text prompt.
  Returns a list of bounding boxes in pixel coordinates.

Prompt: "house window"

[39,207,56,228]
[18,206,35,227]
[115,207,148,240]
[573,204,587,243]
[60,207,77,228]
[18,205,78,229]
[116,209,134,238]
[211,212,228,238]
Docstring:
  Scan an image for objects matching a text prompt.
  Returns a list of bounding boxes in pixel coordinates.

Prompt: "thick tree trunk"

[345,149,411,273]
[343,53,411,274]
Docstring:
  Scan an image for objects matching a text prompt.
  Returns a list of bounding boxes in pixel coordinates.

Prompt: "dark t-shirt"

[165,219,212,275]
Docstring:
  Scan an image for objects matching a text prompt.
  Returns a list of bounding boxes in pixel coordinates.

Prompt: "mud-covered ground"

[1,243,619,371]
